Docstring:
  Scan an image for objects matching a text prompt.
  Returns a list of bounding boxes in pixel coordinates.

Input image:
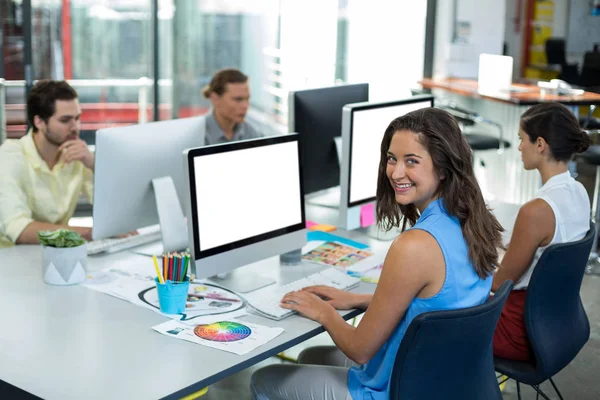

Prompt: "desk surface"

[0,226,385,400]
[419,77,600,106]
[0,202,520,400]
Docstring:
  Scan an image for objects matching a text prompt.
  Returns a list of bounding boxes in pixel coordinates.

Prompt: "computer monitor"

[183,133,306,291]
[288,83,369,205]
[339,95,434,231]
[93,116,206,252]
[478,53,513,95]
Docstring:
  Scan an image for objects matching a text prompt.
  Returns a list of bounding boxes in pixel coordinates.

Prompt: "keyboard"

[244,268,361,320]
[87,227,162,255]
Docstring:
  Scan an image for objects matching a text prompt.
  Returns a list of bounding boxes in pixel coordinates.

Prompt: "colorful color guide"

[194,321,252,342]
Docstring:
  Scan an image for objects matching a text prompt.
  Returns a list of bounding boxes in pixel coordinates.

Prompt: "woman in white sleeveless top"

[492,102,591,361]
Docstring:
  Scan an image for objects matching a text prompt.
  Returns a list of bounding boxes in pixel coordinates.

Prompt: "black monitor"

[288,83,369,196]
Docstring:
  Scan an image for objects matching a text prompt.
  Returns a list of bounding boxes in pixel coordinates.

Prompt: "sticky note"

[309,224,337,232]
[360,204,375,228]
[306,220,318,229]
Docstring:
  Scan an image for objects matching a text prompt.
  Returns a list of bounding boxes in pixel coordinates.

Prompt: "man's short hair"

[27,80,78,132]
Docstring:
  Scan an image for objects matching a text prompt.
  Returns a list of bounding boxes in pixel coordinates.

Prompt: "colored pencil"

[152,255,164,284]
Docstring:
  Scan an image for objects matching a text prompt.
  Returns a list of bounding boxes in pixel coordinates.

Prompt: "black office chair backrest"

[580,52,600,88]
[546,38,567,65]
[525,223,594,379]
[389,280,513,400]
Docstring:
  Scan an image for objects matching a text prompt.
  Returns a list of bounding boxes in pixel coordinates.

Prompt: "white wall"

[503,0,527,79]
[433,0,506,79]
[553,0,570,37]
[567,0,600,59]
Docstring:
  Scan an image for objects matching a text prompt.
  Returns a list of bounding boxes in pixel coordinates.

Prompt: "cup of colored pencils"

[152,252,191,314]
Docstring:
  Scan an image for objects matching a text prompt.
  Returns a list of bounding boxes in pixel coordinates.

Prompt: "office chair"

[580,51,600,91]
[494,224,595,400]
[439,103,511,153]
[545,38,567,65]
[579,105,600,131]
[545,38,579,85]
[389,281,514,400]
[575,147,600,273]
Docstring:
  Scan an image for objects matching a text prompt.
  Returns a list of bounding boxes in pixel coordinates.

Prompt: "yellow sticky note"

[309,224,337,232]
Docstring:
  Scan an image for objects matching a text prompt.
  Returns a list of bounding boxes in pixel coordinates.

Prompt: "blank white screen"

[349,101,432,204]
[192,141,302,251]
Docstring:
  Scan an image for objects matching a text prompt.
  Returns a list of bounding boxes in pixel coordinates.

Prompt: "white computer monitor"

[183,134,306,289]
[339,95,434,231]
[478,53,514,95]
[93,116,206,251]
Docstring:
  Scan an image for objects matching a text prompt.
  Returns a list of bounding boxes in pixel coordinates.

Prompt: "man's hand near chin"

[58,139,95,171]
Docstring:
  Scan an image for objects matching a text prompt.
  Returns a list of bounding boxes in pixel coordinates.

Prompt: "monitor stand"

[133,176,189,256]
[305,186,341,209]
[207,270,276,294]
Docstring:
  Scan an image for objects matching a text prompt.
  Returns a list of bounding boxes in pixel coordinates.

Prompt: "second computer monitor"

[184,134,306,280]
[288,83,369,196]
[93,116,206,241]
[339,95,434,230]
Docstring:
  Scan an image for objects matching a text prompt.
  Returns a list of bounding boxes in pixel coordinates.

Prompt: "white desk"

[0,202,519,399]
[0,228,385,400]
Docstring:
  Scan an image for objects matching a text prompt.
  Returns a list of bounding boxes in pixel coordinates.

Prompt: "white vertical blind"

[279,0,338,91]
[345,0,427,101]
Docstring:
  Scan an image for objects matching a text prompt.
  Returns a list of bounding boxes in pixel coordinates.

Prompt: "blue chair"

[389,280,514,400]
[494,224,595,400]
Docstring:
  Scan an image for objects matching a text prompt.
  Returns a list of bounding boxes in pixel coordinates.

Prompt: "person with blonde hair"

[202,68,262,145]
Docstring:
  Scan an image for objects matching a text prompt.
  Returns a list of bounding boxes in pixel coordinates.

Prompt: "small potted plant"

[38,229,88,285]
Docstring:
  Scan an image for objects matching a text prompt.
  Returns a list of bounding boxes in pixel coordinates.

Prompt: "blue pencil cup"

[155,277,190,314]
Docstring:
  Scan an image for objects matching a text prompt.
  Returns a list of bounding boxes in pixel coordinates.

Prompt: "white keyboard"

[244,268,361,320]
[87,228,162,255]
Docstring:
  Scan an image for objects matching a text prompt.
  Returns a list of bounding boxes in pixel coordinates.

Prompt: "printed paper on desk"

[83,262,247,322]
[345,251,386,274]
[347,262,384,283]
[152,319,284,356]
[360,203,375,228]
[302,241,373,268]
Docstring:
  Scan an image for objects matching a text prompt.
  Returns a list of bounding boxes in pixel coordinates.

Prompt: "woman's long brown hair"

[376,107,503,278]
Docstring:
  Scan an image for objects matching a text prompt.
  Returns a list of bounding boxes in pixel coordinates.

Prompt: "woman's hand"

[302,285,360,310]
[280,290,336,324]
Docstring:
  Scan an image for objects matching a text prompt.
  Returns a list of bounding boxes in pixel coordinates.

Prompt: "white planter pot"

[42,244,88,285]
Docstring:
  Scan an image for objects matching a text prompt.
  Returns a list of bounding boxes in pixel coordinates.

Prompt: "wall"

[433,0,506,79]
[504,0,527,78]
[499,0,569,78]
[567,0,600,58]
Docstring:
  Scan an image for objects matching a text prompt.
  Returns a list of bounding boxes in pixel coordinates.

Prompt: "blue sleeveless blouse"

[347,198,493,399]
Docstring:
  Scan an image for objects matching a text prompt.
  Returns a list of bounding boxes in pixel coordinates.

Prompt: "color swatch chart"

[194,321,252,342]
[153,319,284,355]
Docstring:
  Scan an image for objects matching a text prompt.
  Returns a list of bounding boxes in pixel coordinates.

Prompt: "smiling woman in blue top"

[250,108,504,400]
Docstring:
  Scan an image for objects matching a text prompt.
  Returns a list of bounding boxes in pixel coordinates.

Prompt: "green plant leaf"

[37,229,86,248]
